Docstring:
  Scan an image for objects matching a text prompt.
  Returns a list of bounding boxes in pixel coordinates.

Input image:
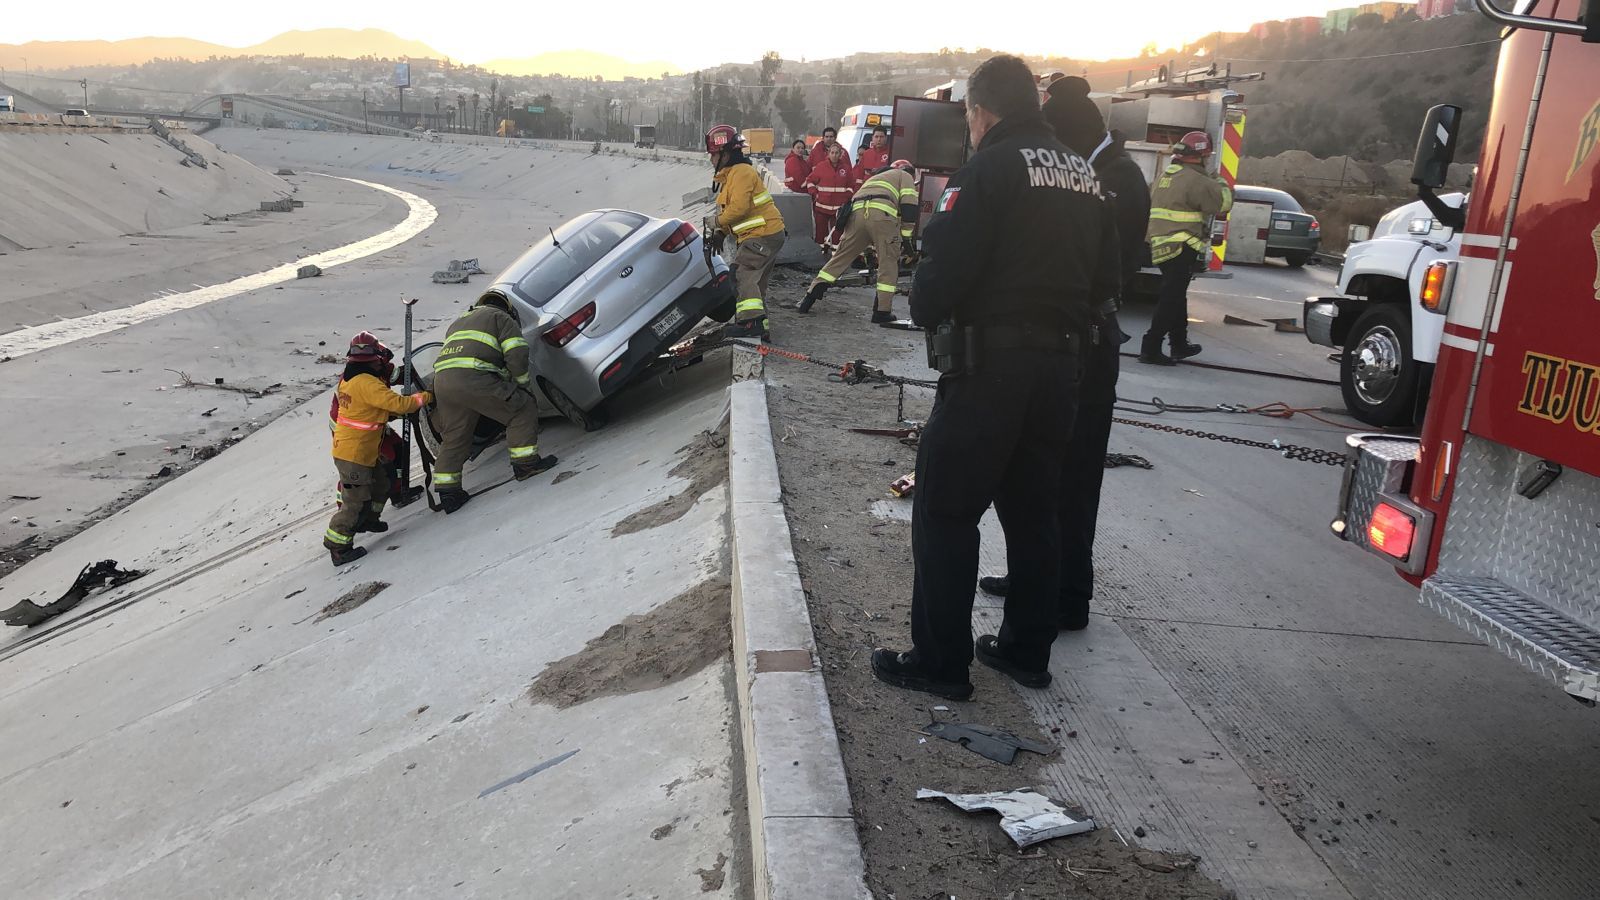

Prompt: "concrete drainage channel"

[727,380,871,899]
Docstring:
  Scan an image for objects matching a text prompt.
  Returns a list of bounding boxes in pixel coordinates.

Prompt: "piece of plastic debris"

[890,473,915,498]
[479,749,581,798]
[924,722,1053,765]
[297,264,322,279]
[916,788,1096,848]
[1,560,147,628]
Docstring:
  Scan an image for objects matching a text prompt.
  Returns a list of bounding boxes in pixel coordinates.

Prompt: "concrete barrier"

[728,380,870,900]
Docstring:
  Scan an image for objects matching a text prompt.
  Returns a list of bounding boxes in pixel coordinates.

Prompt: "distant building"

[1358,2,1409,20]
[1289,15,1325,37]
[1322,7,1358,33]
[1416,0,1468,17]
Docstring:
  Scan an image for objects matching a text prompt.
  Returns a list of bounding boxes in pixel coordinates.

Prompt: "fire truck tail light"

[1420,261,1456,313]
[1368,503,1417,560]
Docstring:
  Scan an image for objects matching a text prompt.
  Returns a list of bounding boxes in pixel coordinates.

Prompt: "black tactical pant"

[1148,245,1200,347]
[910,348,1080,679]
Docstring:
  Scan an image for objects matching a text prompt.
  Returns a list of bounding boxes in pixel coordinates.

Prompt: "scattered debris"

[317,354,342,364]
[916,788,1097,848]
[275,167,296,176]
[450,258,487,275]
[889,473,915,498]
[8,495,40,502]
[1223,314,1268,327]
[1104,453,1153,469]
[297,264,323,279]
[1267,317,1306,334]
[166,369,283,398]
[924,722,1053,765]
[478,749,580,798]
[551,470,579,485]
[694,852,728,892]
[1,560,147,628]
[313,581,390,623]
[431,269,470,285]
[148,466,173,479]
[259,198,294,212]
[201,407,217,418]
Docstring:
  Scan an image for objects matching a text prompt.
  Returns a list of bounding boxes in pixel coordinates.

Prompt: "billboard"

[392,63,411,88]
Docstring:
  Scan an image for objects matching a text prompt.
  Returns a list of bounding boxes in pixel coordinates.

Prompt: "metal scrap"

[1,560,147,628]
[917,788,1097,847]
[431,270,470,285]
[924,722,1053,765]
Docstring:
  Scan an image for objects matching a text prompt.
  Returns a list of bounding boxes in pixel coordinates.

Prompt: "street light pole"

[363,89,369,133]
[80,79,89,109]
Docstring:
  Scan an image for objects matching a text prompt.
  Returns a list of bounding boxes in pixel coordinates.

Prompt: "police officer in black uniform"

[979,76,1152,631]
[871,55,1121,701]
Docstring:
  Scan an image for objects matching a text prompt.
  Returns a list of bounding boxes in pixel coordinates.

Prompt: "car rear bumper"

[1267,234,1321,255]
[598,270,734,399]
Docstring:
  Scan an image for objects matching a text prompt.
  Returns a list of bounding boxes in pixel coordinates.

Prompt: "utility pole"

[362,89,370,133]
[79,79,89,109]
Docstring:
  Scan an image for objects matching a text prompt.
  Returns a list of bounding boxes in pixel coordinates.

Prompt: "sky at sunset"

[7,1,1411,69]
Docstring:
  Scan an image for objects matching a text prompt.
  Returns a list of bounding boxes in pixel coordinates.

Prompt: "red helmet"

[890,159,919,181]
[1173,130,1213,161]
[705,124,738,155]
[346,331,391,363]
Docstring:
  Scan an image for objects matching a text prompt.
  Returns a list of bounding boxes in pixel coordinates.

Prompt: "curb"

[727,380,872,900]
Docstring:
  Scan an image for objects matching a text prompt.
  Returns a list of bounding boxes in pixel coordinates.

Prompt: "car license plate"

[651,306,686,339]
[1273,220,1294,231]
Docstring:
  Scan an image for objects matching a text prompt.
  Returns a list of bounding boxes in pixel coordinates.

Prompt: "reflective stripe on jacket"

[332,373,426,465]
[851,168,921,236]
[1146,162,1233,265]
[853,147,890,186]
[437,303,531,386]
[715,162,785,242]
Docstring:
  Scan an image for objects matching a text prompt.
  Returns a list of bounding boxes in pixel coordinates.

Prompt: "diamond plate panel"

[1438,435,1600,629]
[1421,576,1600,701]
[1345,438,1419,551]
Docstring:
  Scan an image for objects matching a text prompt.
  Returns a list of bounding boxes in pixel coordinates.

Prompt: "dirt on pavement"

[610,427,729,537]
[314,581,389,622]
[755,270,1233,900]
[526,572,732,709]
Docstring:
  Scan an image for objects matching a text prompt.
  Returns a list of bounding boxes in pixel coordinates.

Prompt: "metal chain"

[1111,416,1346,466]
[682,337,1346,467]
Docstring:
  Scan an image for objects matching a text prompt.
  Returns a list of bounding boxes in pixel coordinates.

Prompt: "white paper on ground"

[916,788,1097,848]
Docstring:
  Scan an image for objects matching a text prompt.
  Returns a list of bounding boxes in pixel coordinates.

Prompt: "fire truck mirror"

[1412,105,1463,190]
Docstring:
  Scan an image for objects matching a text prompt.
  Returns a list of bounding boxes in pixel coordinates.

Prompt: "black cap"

[1043,76,1104,157]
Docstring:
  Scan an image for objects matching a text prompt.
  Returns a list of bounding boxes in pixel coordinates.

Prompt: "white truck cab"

[1304,192,1465,426]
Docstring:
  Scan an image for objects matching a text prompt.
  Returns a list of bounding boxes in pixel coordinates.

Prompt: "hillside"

[0,28,447,70]
[480,51,679,80]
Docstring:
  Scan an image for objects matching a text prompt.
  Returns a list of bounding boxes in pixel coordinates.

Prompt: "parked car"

[411,209,733,442]
[1303,193,1465,426]
[1232,185,1321,267]
[64,108,89,117]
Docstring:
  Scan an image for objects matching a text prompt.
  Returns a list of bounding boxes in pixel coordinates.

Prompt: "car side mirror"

[1412,105,1467,231]
[1411,105,1460,190]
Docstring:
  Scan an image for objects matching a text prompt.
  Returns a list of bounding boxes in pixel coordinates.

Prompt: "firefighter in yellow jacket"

[707,124,786,342]
[325,332,431,566]
[795,160,920,324]
[430,290,558,513]
[1142,130,1232,365]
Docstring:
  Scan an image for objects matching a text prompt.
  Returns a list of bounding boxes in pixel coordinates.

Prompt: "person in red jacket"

[853,125,891,187]
[783,139,810,193]
[808,126,839,165]
[804,143,855,246]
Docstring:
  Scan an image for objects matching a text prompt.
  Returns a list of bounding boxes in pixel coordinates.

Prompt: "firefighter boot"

[329,545,368,567]
[870,310,896,325]
[355,507,389,534]
[1171,339,1203,360]
[1138,333,1176,366]
[438,487,471,514]
[796,283,828,314]
[513,454,560,481]
[723,316,772,343]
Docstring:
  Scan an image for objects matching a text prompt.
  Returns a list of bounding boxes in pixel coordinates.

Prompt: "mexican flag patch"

[937,187,961,212]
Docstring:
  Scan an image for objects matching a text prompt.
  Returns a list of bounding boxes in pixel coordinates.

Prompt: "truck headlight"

[1408,217,1435,235]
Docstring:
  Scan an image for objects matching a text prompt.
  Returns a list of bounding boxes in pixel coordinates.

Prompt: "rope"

[1116,351,1340,387]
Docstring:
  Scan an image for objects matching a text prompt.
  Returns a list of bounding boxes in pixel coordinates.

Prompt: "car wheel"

[1284,251,1310,268]
[540,377,608,432]
[1340,304,1418,427]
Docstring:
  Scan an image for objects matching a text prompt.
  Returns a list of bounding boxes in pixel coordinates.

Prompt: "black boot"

[355,509,388,533]
[870,309,895,325]
[975,635,1052,688]
[329,545,367,567]
[1138,332,1176,366]
[438,487,470,514]
[796,283,827,313]
[978,575,1010,597]
[724,316,771,342]
[513,454,560,481]
[870,648,975,701]
[1171,340,1203,360]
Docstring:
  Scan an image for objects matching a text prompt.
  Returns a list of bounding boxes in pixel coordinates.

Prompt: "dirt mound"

[525,576,731,709]
[610,428,728,537]
[314,581,389,622]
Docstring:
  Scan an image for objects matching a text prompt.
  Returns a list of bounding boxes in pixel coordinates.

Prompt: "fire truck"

[1331,0,1600,703]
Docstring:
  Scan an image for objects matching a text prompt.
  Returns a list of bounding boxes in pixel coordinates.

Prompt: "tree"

[774,86,812,139]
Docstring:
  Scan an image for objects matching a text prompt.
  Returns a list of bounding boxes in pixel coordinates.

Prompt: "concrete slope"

[0,130,291,249]
[0,354,743,897]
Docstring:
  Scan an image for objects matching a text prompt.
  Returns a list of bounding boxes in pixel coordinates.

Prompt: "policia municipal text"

[871,55,1122,700]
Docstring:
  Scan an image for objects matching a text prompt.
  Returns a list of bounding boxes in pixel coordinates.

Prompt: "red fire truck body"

[1334,0,1600,702]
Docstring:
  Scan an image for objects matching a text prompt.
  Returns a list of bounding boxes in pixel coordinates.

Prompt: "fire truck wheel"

[1340,304,1417,427]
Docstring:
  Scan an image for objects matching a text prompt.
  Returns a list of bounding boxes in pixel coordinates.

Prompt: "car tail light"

[1309,217,1321,233]
[660,221,698,253]
[1420,261,1455,312]
[1368,503,1417,561]
[1257,228,1269,241]
[542,302,596,347]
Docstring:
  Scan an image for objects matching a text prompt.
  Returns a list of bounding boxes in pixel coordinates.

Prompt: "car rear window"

[505,211,647,306]
[1235,187,1304,213]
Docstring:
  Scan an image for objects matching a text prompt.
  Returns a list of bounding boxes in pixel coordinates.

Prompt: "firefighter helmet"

[890,159,919,181]
[346,331,390,363]
[704,124,738,155]
[1173,130,1213,162]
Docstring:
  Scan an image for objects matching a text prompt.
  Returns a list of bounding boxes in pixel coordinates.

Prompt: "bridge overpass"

[185,94,413,137]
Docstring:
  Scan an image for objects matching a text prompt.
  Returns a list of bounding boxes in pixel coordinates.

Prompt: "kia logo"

[620,266,634,278]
